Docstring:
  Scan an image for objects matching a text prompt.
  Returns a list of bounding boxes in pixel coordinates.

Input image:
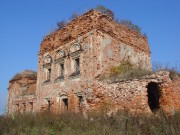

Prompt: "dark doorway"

[62,98,68,110]
[147,82,161,112]
[48,100,51,111]
[29,102,33,111]
[78,96,83,112]
[16,104,19,112]
[22,103,26,113]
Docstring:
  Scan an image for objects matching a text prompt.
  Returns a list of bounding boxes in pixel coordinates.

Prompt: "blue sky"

[0,0,180,114]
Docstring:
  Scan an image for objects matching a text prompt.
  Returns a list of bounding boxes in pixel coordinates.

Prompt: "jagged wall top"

[39,9,150,56]
[10,70,37,82]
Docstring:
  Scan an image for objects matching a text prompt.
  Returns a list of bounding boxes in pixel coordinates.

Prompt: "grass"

[10,70,37,82]
[0,111,180,135]
[99,62,180,82]
[152,62,180,80]
[99,62,152,81]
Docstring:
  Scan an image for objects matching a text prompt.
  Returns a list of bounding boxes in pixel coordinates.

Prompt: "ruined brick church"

[7,10,180,115]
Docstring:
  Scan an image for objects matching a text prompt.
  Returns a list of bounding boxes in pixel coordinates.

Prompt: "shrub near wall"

[0,111,180,135]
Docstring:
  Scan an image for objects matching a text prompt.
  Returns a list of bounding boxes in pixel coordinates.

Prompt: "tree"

[95,5,114,19]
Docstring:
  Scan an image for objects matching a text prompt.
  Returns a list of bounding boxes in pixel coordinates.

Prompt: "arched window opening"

[147,82,161,112]
[43,55,52,83]
[55,50,65,81]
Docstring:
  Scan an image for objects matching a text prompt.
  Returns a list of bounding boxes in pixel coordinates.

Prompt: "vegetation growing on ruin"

[95,5,114,19]
[69,12,80,21]
[21,90,35,96]
[153,62,180,80]
[57,20,67,29]
[57,12,80,29]
[0,111,180,135]
[95,5,144,35]
[56,5,144,36]
[119,20,142,34]
[10,70,37,82]
[100,62,152,81]
[100,62,180,81]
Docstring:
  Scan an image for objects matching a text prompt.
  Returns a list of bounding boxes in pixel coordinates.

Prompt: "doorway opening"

[78,96,83,112]
[48,100,51,111]
[29,102,33,112]
[22,103,26,113]
[147,82,161,112]
[62,98,68,110]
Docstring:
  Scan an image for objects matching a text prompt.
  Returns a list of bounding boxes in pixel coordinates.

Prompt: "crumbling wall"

[85,71,180,115]
[39,10,150,57]
[93,31,151,79]
[7,71,37,115]
[36,10,151,113]
[169,77,180,112]
[35,31,96,113]
[7,10,180,116]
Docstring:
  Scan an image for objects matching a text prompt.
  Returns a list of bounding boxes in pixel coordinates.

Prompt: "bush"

[57,20,67,29]
[119,20,142,34]
[10,70,37,82]
[56,12,79,30]
[153,62,180,80]
[110,62,133,76]
[0,111,180,135]
[95,5,114,19]
[100,62,151,81]
[69,12,79,21]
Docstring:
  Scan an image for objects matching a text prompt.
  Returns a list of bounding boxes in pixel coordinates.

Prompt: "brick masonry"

[6,10,180,115]
[7,70,37,114]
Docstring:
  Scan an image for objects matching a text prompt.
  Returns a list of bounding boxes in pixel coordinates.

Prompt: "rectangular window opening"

[75,58,80,72]
[70,57,80,78]
[59,63,64,76]
[74,58,80,75]
[78,96,83,112]
[57,63,64,81]
[47,68,51,81]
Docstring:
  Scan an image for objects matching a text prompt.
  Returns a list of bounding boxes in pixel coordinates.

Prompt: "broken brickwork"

[35,9,151,113]
[7,70,37,114]
[6,10,180,115]
[88,71,180,115]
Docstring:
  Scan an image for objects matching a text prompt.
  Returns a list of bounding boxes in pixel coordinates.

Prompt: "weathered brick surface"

[39,10,150,56]
[88,71,178,115]
[6,10,180,115]
[170,77,180,112]
[7,70,37,114]
[35,10,151,114]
